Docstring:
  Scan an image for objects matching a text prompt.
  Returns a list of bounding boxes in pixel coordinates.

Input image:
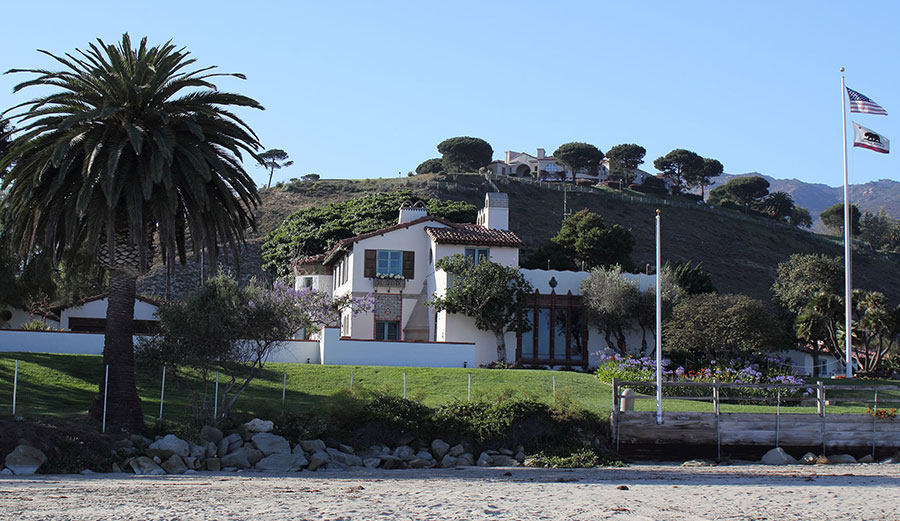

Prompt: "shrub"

[526,447,624,468]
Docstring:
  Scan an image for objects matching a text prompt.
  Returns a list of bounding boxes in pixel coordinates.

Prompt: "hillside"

[140,173,900,305]
[711,173,900,232]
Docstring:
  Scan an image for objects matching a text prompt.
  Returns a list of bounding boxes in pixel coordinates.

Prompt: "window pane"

[520,308,534,359]
[377,250,402,275]
[465,248,476,263]
[537,308,551,359]
[570,308,584,360]
[554,308,568,360]
[388,321,399,340]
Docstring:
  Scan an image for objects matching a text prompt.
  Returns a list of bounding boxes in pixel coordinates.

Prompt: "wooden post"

[12,360,18,416]
[350,371,354,389]
[818,381,826,455]
[403,372,407,399]
[159,366,166,422]
[467,373,471,402]
[713,380,721,462]
[775,387,781,448]
[213,371,219,419]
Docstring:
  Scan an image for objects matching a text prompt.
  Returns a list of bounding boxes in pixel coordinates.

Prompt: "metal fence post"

[159,366,166,422]
[282,372,287,412]
[12,360,18,416]
[872,388,878,459]
[467,373,471,401]
[403,372,407,399]
[214,371,219,419]
[775,387,781,448]
[714,380,721,462]
[818,381,826,455]
[552,375,556,397]
[102,364,109,433]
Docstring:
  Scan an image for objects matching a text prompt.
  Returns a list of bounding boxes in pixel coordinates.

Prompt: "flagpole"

[655,209,662,425]
[840,67,853,379]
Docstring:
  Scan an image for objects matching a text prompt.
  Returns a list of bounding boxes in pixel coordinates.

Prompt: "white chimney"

[477,192,509,230]
[537,148,545,159]
[504,150,512,163]
[398,200,428,224]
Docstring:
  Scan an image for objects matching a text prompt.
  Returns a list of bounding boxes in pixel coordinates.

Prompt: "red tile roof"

[425,224,523,248]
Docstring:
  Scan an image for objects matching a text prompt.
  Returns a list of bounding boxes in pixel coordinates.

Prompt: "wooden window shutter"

[402,251,415,279]
[364,249,376,278]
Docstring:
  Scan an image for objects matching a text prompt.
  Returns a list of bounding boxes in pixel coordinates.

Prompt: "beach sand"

[1,463,898,520]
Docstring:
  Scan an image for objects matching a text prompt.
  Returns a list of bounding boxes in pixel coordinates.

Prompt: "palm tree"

[258,148,293,188]
[0,35,264,431]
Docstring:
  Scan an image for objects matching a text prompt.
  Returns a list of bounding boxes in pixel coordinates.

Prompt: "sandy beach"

[1,464,898,521]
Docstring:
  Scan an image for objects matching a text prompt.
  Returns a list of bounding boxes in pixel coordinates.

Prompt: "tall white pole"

[213,370,219,419]
[655,209,663,425]
[841,68,854,379]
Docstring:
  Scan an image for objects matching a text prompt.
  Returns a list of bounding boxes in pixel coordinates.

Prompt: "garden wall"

[318,328,475,367]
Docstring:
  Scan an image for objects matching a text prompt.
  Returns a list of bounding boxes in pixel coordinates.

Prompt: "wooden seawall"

[612,411,900,460]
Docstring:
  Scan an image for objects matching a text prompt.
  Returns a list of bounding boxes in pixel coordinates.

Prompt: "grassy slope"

[255,173,900,304]
[2,354,896,424]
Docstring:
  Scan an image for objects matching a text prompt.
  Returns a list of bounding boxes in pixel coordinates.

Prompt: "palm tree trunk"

[88,268,144,431]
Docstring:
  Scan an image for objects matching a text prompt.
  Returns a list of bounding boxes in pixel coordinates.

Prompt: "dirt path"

[1,464,898,520]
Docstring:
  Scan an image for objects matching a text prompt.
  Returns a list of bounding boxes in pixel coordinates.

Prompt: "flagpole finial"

[840,67,845,73]
[656,208,661,216]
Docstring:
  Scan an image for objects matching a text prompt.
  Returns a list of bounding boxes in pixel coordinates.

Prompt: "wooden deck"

[611,411,900,460]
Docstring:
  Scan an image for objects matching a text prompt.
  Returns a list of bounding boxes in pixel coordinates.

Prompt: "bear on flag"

[852,122,889,154]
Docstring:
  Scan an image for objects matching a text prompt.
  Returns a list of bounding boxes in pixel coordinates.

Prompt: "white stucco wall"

[318,327,475,367]
[0,330,138,355]
[60,297,159,330]
[0,308,60,330]
[294,274,334,293]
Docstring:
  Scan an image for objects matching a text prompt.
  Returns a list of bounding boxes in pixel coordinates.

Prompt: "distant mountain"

[709,173,900,232]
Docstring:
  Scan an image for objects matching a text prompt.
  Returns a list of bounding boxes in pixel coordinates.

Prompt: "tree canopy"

[687,157,722,199]
[605,144,646,184]
[820,203,861,235]
[653,149,703,193]
[258,148,293,188]
[662,260,717,295]
[708,175,770,213]
[553,142,604,184]
[551,209,634,270]
[437,137,493,173]
[0,34,263,431]
[262,190,477,278]
[428,255,533,363]
[415,158,444,175]
[771,253,843,317]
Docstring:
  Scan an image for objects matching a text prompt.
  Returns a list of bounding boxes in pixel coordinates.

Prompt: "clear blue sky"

[2,1,898,188]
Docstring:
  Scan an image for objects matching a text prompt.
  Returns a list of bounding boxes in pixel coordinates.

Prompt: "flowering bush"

[375,273,404,280]
[596,353,813,400]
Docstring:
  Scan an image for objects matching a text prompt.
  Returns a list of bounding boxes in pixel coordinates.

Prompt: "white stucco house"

[486,148,608,183]
[51,294,161,334]
[293,194,654,368]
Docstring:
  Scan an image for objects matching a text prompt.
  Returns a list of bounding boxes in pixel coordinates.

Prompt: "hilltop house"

[293,194,654,368]
[486,148,608,183]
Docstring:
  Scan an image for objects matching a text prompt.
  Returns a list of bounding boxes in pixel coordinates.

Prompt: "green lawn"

[0,353,614,423]
[2,353,898,424]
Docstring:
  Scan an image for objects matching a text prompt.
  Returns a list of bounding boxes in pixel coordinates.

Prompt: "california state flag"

[853,122,890,154]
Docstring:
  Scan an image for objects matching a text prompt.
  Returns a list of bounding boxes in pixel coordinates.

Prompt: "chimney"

[537,148,545,159]
[504,150,512,164]
[398,200,428,224]
[477,192,509,230]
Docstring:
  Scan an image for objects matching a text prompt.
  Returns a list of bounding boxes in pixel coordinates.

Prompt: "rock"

[458,453,475,466]
[616,485,629,490]
[205,458,221,471]
[4,445,47,475]
[243,418,274,433]
[300,439,327,453]
[80,469,95,475]
[251,433,291,456]
[130,456,166,476]
[397,432,416,446]
[152,455,162,464]
[0,468,12,475]
[221,450,251,469]
[326,447,363,467]
[256,453,307,471]
[339,444,355,454]
[408,457,434,469]
[816,455,829,465]
[415,450,434,461]
[681,460,712,467]
[161,454,188,475]
[379,455,403,469]
[491,455,519,467]
[218,433,243,456]
[189,443,205,459]
[514,451,526,463]
[477,452,492,467]
[393,445,415,460]
[111,463,122,473]
[200,425,223,444]
[363,458,381,468]
[499,448,514,456]
[800,452,817,465]
[327,460,349,471]
[205,442,218,459]
[829,454,857,464]
[859,454,874,464]
[183,456,198,470]
[292,445,307,457]
[307,451,330,471]
[148,434,190,458]
[761,448,797,465]
[485,449,499,456]
[440,455,459,468]
[449,444,465,457]
[431,439,450,460]
[244,448,264,466]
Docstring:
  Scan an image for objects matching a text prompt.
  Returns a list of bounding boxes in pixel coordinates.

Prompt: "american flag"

[847,87,888,115]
